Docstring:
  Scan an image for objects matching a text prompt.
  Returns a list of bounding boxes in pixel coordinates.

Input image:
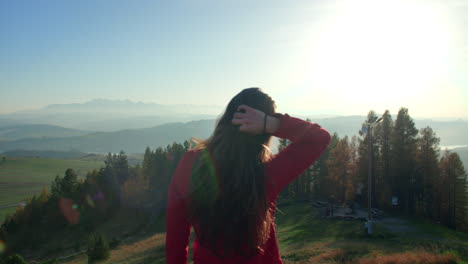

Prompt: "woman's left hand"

[231,105,265,134]
[231,105,279,135]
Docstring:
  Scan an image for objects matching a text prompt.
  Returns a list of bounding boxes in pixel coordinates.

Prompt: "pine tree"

[438,151,467,230]
[390,108,418,213]
[356,111,379,206]
[87,232,110,263]
[415,126,440,218]
[373,110,393,209]
[3,254,28,264]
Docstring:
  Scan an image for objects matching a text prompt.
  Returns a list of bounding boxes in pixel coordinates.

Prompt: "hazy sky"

[1,0,467,118]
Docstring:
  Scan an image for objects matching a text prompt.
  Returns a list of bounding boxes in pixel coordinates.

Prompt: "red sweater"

[166,114,331,264]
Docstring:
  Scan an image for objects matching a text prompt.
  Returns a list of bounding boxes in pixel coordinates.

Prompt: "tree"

[373,110,393,209]
[390,108,418,213]
[2,254,28,264]
[311,133,340,198]
[356,111,380,206]
[51,169,79,200]
[327,136,357,204]
[87,232,110,263]
[415,126,440,218]
[438,151,467,230]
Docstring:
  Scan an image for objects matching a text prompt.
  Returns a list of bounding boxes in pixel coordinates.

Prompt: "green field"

[52,201,467,264]
[0,156,103,222]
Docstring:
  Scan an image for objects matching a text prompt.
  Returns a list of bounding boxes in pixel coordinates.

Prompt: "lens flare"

[59,198,80,225]
[0,240,5,254]
[93,191,104,201]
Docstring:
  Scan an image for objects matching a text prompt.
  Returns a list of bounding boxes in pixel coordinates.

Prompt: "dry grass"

[63,233,166,264]
[357,251,460,264]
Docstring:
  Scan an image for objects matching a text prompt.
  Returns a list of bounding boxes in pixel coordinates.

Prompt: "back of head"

[188,87,276,257]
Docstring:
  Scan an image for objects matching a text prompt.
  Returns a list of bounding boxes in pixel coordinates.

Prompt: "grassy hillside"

[54,201,467,264]
[0,156,103,222]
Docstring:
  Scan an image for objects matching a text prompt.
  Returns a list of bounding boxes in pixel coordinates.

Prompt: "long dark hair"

[188,88,276,257]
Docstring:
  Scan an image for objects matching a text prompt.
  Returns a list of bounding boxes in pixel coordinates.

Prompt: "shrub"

[39,259,58,264]
[87,233,110,263]
[3,254,28,264]
[109,237,120,249]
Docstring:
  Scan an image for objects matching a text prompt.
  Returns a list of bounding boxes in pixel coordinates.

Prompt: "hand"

[231,105,279,134]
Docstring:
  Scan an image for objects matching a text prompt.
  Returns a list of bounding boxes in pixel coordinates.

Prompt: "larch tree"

[438,151,467,230]
[415,126,440,218]
[356,111,380,206]
[373,110,393,209]
[390,108,418,213]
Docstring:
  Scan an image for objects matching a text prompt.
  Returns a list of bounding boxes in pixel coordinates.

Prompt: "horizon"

[1,0,467,118]
[1,97,467,122]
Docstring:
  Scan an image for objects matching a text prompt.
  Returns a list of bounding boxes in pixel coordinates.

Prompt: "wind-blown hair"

[188,87,276,257]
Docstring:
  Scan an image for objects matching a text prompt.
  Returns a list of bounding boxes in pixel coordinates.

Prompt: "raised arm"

[265,114,331,197]
[231,105,331,198]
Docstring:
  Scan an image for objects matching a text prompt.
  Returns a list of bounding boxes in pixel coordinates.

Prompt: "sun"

[295,0,453,114]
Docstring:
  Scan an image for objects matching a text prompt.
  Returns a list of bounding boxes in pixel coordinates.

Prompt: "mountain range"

[0,99,467,168]
[1,99,221,131]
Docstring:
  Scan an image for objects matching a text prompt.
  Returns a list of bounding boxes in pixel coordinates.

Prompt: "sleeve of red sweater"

[166,152,192,264]
[266,114,331,197]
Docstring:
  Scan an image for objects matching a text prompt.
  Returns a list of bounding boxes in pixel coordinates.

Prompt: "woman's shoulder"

[176,149,201,168]
[171,149,202,197]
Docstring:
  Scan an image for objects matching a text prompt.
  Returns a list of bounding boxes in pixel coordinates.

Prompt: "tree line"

[282,108,468,232]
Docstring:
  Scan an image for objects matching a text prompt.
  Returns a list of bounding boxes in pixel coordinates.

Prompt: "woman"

[166,88,331,264]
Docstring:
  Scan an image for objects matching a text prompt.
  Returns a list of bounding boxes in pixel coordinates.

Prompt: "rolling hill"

[0,120,216,154]
[0,124,90,141]
[1,116,468,158]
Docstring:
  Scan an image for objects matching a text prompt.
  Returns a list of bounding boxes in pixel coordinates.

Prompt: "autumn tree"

[327,136,359,204]
[310,133,340,199]
[438,151,467,230]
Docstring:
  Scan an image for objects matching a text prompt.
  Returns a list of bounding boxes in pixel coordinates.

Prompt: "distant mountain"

[0,120,216,154]
[0,99,222,131]
[0,118,27,128]
[414,119,468,146]
[303,115,366,139]
[1,99,467,154]
[1,114,467,155]
[0,124,90,141]
[74,114,217,131]
[1,149,87,159]
[41,99,222,115]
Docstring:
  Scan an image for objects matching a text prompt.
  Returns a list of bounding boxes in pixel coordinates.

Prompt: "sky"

[1,0,467,118]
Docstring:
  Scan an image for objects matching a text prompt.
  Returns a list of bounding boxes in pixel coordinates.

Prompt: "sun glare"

[296,0,453,113]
